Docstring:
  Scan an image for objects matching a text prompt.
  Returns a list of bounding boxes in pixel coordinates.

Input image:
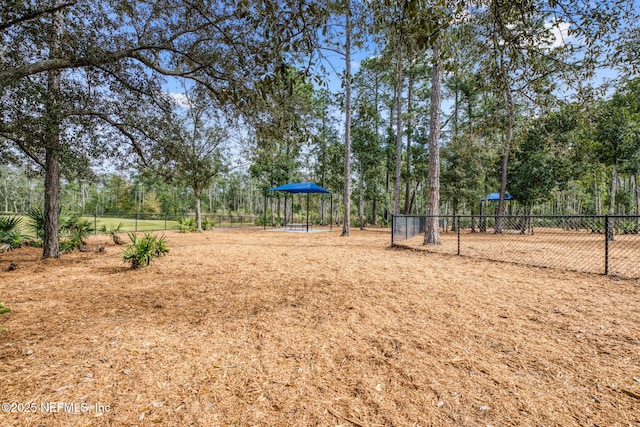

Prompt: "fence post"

[605,215,610,275]
[164,214,167,230]
[391,215,395,246]
[457,215,460,256]
[405,216,408,241]
[135,212,138,232]
[94,212,97,235]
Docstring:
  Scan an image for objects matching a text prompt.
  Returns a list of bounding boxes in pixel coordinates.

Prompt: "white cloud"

[545,20,571,49]
[351,60,360,73]
[167,92,190,108]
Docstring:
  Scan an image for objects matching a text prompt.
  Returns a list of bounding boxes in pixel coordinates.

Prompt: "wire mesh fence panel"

[392,215,459,256]
[608,216,640,277]
[392,214,640,279]
[392,216,424,243]
[82,213,180,233]
[459,216,606,275]
[81,213,263,233]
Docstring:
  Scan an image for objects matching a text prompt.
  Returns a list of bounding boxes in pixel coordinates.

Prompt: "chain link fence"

[392,214,640,279]
[81,213,262,233]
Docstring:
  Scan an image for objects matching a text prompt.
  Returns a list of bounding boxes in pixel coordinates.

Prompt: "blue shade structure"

[482,192,513,201]
[268,182,331,194]
[267,182,332,232]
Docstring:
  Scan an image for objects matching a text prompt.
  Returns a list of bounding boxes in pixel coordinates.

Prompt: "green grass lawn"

[81,216,180,233]
[1,215,30,236]
[1,215,180,237]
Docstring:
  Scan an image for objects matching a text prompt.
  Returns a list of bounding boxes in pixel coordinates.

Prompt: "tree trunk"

[451,199,458,232]
[372,196,377,226]
[359,167,365,230]
[4,180,8,213]
[393,42,403,215]
[42,2,63,259]
[635,174,639,233]
[373,62,380,226]
[424,37,442,245]
[495,85,514,234]
[409,182,418,214]
[342,0,352,236]
[195,188,202,231]
[607,165,618,241]
[609,164,618,215]
[43,146,61,258]
[404,74,413,214]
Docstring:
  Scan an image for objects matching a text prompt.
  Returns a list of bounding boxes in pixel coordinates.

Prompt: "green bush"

[27,209,95,252]
[60,230,86,253]
[26,207,46,240]
[0,302,10,331]
[103,222,125,245]
[201,218,214,230]
[60,216,94,252]
[0,216,27,249]
[122,232,169,269]
[177,217,197,233]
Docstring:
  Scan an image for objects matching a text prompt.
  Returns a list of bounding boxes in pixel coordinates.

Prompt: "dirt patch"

[0,229,639,426]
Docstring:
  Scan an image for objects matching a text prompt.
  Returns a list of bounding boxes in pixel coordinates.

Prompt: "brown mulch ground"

[395,227,640,278]
[0,228,639,426]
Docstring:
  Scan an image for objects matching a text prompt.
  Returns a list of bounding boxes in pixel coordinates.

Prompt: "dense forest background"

[1,0,639,255]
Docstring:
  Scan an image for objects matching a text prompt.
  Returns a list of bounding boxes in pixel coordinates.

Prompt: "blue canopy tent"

[266,182,332,232]
[482,192,513,201]
[478,192,515,232]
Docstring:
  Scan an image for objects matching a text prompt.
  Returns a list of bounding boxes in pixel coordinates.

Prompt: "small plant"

[177,216,197,233]
[122,232,169,269]
[26,206,46,240]
[60,230,86,253]
[201,218,214,230]
[26,209,94,246]
[0,216,27,249]
[59,215,94,253]
[0,302,10,331]
[107,222,125,245]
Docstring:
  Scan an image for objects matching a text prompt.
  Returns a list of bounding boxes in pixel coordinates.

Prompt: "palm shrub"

[0,302,10,331]
[103,222,125,245]
[122,232,169,269]
[177,216,197,233]
[27,209,94,251]
[62,216,95,252]
[201,218,214,230]
[60,230,85,253]
[0,216,27,249]
[60,214,94,236]
[26,207,46,241]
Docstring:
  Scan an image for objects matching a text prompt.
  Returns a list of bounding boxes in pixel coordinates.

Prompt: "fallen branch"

[621,389,640,401]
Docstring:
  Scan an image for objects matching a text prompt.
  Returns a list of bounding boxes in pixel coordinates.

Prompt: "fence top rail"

[392,214,640,219]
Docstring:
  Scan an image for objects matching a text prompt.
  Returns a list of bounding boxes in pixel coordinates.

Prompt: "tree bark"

[635,174,639,233]
[404,74,413,214]
[393,42,403,215]
[195,188,202,231]
[43,146,61,258]
[342,0,352,236]
[495,82,514,234]
[359,167,365,229]
[372,67,380,226]
[609,164,618,215]
[42,1,64,259]
[424,37,442,245]
[608,165,618,241]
